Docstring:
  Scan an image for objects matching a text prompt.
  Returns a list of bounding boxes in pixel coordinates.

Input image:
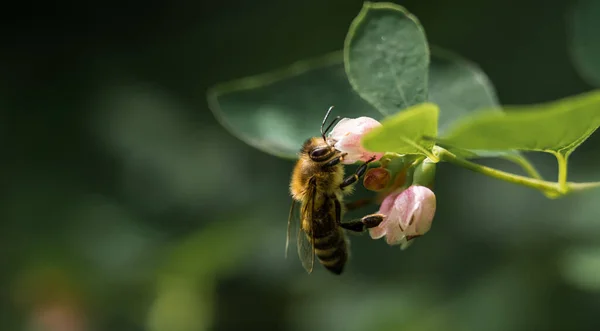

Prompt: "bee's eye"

[310,147,331,160]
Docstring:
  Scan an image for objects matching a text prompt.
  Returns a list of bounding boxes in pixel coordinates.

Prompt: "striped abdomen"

[312,227,348,275]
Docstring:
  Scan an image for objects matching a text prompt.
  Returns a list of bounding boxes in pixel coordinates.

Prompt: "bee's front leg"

[339,156,377,189]
[340,213,385,232]
[322,153,348,168]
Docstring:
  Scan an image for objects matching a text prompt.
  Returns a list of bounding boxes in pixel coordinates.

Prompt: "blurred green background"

[3,0,600,330]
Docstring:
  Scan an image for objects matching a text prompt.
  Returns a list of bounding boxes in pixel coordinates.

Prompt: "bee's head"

[301,137,337,162]
[301,106,343,162]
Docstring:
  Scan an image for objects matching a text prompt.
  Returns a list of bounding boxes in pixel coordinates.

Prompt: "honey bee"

[286,106,385,275]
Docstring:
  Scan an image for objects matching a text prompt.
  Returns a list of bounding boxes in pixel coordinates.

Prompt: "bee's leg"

[340,213,385,232]
[334,198,342,225]
[322,153,348,168]
[335,198,382,230]
[339,156,377,189]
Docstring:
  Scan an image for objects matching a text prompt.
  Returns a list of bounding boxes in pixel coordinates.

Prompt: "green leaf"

[208,47,502,160]
[441,90,600,191]
[428,46,505,160]
[207,52,381,159]
[344,2,429,115]
[426,47,544,180]
[569,0,600,87]
[441,90,600,154]
[428,46,499,134]
[362,103,439,156]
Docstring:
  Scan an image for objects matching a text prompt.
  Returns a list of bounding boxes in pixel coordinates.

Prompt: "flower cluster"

[329,116,437,248]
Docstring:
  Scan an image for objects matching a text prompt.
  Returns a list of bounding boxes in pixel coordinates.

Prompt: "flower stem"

[436,148,561,195]
[400,138,439,162]
[569,181,600,192]
[502,154,544,181]
[549,151,569,193]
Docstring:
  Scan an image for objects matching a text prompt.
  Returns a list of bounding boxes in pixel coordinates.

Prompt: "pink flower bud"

[369,185,436,247]
[363,167,391,191]
[328,116,384,164]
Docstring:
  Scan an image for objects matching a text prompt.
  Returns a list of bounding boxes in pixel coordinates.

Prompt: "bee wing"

[297,222,315,274]
[297,178,317,274]
[285,198,298,259]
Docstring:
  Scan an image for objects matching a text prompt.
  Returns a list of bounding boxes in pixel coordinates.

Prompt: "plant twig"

[436,147,561,195]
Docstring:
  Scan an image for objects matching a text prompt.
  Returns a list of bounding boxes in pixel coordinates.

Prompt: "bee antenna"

[320,106,341,142]
[320,106,334,137]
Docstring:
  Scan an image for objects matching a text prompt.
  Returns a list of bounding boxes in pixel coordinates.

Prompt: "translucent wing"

[285,198,298,259]
[297,178,317,274]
